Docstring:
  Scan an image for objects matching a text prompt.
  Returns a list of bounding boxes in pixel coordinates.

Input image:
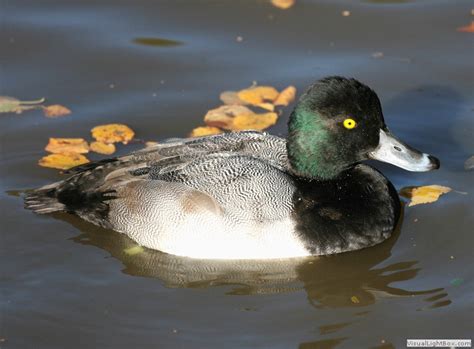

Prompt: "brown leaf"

[45,138,89,154]
[43,104,71,118]
[399,185,452,207]
[457,21,474,32]
[271,0,295,10]
[145,141,159,148]
[91,124,135,144]
[204,105,278,131]
[38,153,89,170]
[90,141,116,155]
[189,126,223,137]
[237,86,279,106]
[274,85,297,106]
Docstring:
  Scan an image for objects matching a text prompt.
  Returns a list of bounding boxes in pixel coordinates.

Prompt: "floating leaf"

[232,112,278,131]
[38,153,89,170]
[204,105,277,131]
[145,141,159,148]
[271,0,295,9]
[237,86,279,106]
[132,37,183,47]
[0,96,44,114]
[220,91,247,105]
[90,141,116,155]
[91,124,135,144]
[257,103,275,111]
[45,138,89,154]
[190,126,223,137]
[350,296,360,304]
[457,22,474,32]
[124,246,144,255]
[464,155,474,170]
[399,185,451,206]
[43,104,71,118]
[450,278,464,287]
[274,85,297,106]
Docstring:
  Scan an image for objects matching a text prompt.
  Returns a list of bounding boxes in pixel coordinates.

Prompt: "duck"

[25,77,440,260]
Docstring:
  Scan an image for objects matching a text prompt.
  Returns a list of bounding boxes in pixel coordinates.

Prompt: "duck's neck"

[287,108,346,180]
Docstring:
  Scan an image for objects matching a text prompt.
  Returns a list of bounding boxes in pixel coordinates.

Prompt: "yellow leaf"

[90,141,116,155]
[271,0,295,10]
[274,85,297,106]
[219,91,247,105]
[204,105,278,131]
[91,124,135,144]
[350,296,360,304]
[232,112,278,131]
[399,185,452,207]
[124,246,144,255]
[189,126,223,137]
[43,104,71,118]
[38,153,89,170]
[45,138,89,154]
[237,86,279,106]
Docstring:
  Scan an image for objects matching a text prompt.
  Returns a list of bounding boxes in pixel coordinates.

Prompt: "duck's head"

[287,76,440,180]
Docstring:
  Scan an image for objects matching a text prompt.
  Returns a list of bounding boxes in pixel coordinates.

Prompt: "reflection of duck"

[26,77,440,259]
[57,211,445,308]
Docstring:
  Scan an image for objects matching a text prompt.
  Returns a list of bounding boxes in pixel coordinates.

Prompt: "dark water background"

[1,0,473,348]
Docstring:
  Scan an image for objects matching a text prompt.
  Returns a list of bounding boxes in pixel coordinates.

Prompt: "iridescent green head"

[287,77,439,180]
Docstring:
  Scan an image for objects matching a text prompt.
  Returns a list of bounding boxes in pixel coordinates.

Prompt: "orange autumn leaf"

[90,141,116,155]
[274,85,297,106]
[219,91,247,105]
[189,126,223,137]
[237,86,279,106]
[399,185,452,207]
[45,138,89,154]
[43,104,71,118]
[91,124,135,144]
[38,153,89,170]
[204,105,278,131]
[271,0,295,10]
[457,21,474,32]
[232,112,278,131]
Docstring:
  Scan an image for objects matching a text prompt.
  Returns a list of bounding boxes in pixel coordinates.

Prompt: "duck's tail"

[24,182,66,214]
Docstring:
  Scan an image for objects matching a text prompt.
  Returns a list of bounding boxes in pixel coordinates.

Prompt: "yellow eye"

[343,118,357,129]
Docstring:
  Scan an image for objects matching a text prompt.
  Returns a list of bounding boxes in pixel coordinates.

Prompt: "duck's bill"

[368,129,440,171]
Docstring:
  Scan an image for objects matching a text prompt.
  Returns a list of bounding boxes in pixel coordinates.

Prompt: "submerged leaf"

[0,96,45,114]
[124,246,144,255]
[457,22,474,32]
[45,138,89,154]
[237,86,279,106]
[91,124,135,144]
[350,296,360,304]
[90,141,116,155]
[38,153,89,170]
[274,85,297,106]
[271,0,295,9]
[133,37,183,47]
[399,185,452,206]
[464,155,474,170]
[189,126,223,137]
[43,104,71,118]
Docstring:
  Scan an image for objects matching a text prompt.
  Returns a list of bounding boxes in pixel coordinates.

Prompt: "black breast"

[291,164,401,255]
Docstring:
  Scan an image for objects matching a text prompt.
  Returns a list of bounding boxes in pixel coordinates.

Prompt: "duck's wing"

[68,131,287,174]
